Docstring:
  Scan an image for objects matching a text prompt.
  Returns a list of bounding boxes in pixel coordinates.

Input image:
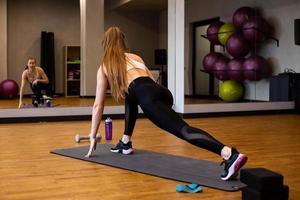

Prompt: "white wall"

[0,0,7,81]
[80,0,104,96]
[168,0,185,112]
[185,0,300,100]
[7,0,80,94]
[259,3,300,73]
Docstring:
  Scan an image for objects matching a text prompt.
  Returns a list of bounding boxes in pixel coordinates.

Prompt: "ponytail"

[102,27,128,101]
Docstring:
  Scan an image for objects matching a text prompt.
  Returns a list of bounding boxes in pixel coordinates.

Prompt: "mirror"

[0,0,168,111]
[184,0,298,110]
[1,0,82,109]
[1,0,296,118]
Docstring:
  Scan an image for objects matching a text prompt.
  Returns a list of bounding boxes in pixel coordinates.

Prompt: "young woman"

[19,57,50,108]
[85,27,248,181]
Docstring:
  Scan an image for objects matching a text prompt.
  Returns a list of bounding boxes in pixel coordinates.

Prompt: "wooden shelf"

[64,46,80,97]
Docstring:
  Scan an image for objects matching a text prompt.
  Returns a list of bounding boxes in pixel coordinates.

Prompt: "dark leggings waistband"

[128,76,155,89]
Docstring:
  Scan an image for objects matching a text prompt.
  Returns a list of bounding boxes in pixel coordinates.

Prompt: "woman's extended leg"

[112,77,247,180]
[141,100,225,155]
[140,100,247,180]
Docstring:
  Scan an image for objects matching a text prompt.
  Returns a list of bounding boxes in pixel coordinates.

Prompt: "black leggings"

[30,82,50,104]
[124,77,225,155]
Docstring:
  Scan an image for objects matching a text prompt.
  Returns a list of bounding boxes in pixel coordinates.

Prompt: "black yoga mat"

[51,144,246,191]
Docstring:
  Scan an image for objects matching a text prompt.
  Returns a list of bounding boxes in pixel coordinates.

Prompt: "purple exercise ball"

[225,33,250,58]
[243,55,269,81]
[213,55,230,81]
[242,17,269,44]
[202,52,223,73]
[228,58,245,82]
[207,21,224,45]
[0,79,19,99]
[232,7,256,28]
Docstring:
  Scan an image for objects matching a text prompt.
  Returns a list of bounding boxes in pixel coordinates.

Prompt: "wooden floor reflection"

[0,96,223,109]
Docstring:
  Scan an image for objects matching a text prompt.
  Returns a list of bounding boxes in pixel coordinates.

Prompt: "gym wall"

[159,9,168,50]
[7,0,80,94]
[185,0,300,100]
[104,8,161,69]
[5,0,165,95]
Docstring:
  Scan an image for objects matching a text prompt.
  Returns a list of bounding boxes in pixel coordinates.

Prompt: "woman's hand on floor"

[84,137,98,158]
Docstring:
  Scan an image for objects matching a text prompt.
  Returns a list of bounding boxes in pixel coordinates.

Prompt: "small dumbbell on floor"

[75,134,101,143]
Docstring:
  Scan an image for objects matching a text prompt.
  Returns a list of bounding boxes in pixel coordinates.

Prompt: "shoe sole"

[221,154,248,181]
[110,148,133,155]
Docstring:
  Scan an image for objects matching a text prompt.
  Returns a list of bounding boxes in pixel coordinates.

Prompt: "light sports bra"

[27,69,42,83]
[127,58,147,72]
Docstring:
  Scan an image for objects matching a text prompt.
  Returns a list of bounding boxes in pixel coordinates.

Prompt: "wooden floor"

[0,96,118,109]
[0,96,223,109]
[1,114,299,200]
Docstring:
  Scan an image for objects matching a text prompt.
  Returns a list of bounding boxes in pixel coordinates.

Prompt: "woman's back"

[102,53,154,88]
[125,53,152,86]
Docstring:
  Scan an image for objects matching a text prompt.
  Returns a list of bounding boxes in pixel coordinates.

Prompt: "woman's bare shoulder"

[100,65,108,77]
[36,66,44,71]
[22,69,28,76]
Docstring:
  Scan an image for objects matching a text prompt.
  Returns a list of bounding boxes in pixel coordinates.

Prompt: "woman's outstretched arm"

[85,66,108,157]
[18,71,27,108]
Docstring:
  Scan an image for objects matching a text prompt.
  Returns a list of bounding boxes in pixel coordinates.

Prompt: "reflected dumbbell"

[75,134,101,143]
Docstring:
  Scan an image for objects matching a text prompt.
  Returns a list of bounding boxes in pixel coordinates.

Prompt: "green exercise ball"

[218,23,236,45]
[219,80,244,102]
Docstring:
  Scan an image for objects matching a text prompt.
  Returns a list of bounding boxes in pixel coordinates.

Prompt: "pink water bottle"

[105,117,112,140]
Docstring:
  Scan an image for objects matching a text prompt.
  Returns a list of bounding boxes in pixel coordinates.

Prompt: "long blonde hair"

[102,27,128,101]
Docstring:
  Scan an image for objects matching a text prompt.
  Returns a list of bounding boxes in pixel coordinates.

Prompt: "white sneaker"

[42,95,52,100]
